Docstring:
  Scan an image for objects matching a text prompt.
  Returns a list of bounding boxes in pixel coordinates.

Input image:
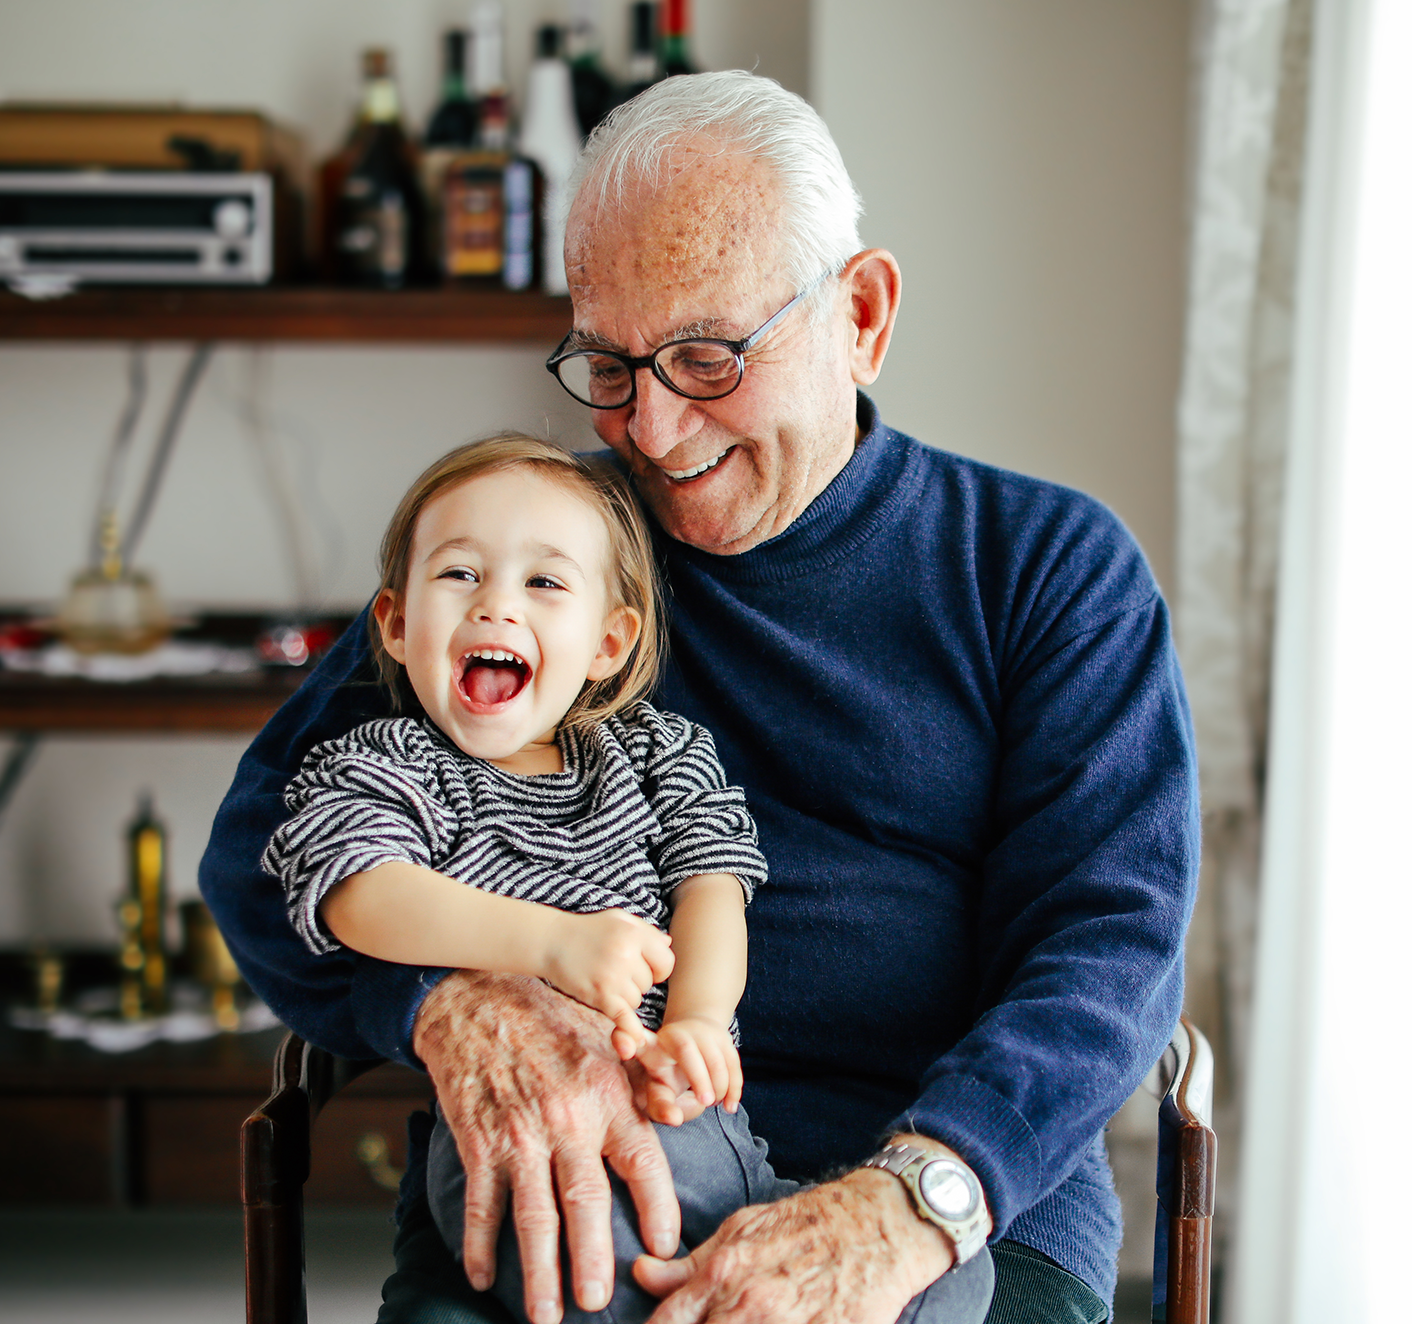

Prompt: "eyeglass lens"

[555,341,744,407]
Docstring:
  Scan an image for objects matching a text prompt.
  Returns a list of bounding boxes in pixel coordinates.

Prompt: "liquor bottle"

[470,0,510,152]
[567,0,615,138]
[425,29,478,147]
[518,25,582,295]
[332,49,425,288]
[660,0,697,77]
[423,29,479,279]
[619,3,661,105]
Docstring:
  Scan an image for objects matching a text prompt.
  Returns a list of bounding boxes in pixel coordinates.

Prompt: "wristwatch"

[859,1142,992,1267]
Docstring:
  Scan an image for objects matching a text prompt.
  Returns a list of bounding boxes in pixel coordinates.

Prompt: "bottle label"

[444,157,506,277]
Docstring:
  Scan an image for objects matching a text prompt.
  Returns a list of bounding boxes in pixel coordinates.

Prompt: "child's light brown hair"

[371,433,665,731]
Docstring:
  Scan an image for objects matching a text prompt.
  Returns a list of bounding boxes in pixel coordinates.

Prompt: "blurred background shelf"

[0,670,308,733]
[0,285,573,343]
[0,609,358,733]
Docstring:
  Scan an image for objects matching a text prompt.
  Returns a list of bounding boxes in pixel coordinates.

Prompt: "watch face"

[917,1160,980,1221]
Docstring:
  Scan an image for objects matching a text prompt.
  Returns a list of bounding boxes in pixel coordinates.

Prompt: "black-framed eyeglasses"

[545,273,831,410]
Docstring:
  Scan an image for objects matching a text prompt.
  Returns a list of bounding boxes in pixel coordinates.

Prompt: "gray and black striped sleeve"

[616,705,768,900]
[262,720,460,955]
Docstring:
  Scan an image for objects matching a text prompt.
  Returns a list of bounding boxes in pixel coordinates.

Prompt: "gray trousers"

[428,1104,994,1324]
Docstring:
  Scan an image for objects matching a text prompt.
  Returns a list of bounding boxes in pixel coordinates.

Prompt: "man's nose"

[627,369,703,459]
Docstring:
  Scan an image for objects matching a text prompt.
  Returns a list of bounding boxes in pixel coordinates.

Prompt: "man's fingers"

[460,1159,508,1291]
[605,1113,681,1261]
[554,1150,616,1314]
[509,1160,565,1324]
[632,1249,697,1301]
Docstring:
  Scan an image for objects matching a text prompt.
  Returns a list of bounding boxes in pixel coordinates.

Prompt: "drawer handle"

[355,1131,404,1192]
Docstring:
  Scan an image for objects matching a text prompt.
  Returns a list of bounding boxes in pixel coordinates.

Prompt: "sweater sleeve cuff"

[886,1072,1044,1239]
[350,958,454,1070]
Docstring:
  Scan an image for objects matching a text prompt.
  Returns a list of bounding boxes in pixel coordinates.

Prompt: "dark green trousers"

[376,1194,1108,1324]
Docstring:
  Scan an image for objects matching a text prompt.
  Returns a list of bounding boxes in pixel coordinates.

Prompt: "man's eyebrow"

[567,316,738,352]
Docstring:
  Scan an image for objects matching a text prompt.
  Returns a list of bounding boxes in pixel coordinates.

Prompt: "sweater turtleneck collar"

[658,392,919,585]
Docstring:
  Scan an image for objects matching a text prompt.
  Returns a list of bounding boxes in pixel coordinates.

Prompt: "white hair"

[567,71,864,313]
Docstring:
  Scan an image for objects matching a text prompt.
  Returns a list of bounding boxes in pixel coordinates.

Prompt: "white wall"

[814,0,1189,594]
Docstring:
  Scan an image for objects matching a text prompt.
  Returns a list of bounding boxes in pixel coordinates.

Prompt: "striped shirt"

[262,700,767,1031]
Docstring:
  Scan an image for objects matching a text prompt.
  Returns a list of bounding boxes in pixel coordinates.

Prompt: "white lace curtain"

[1174,0,1311,1298]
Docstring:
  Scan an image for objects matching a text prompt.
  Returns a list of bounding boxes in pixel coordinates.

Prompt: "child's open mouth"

[458,648,531,709]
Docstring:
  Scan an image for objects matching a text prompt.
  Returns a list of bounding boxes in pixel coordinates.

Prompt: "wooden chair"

[242,1016,1216,1324]
[1150,1015,1217,1324]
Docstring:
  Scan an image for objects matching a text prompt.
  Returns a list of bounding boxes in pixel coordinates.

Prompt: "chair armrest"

[241,1031,386,1324]
[1151,1015,1217,1324]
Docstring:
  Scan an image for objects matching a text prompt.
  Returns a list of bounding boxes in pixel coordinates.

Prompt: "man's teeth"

[468,649,523,664]
[664,450,729,481]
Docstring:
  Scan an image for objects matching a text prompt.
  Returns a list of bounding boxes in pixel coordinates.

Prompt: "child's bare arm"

[623,872,747,1126]
[662,872,747,1027]
[321,861,674,1039]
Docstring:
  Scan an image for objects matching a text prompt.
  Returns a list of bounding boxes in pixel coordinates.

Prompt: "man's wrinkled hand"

[414,969,682,1324]
[631,1168,955,1324]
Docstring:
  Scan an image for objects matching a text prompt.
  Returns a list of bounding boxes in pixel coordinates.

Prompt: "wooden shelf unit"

[0,285,573,343]
[0,670,306,734]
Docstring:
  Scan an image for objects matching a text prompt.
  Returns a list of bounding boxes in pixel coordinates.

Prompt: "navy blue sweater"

[199,396,1198,1303]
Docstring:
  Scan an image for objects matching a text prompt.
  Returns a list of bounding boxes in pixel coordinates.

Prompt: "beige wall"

[814,0,1189,592]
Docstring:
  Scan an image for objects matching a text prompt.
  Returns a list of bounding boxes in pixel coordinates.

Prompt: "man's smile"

[662,447,734,482]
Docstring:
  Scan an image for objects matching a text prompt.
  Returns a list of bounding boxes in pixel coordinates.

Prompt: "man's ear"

[372,588,409,665]
[838,248,902,387]
[587,606,643,681]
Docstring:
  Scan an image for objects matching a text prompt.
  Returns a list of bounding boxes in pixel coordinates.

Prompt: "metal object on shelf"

[117,794,168,1018]
[180,898,243,1032]
[0,171,275,288]
[27,946,65,1015]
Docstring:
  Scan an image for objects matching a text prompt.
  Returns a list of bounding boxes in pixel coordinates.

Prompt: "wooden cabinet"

[0,1016,429,1206]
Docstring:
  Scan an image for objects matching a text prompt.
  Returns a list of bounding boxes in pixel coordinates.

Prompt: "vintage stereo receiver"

[0,171,275,285]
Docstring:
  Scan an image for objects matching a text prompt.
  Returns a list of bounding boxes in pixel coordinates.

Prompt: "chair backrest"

[241,1032,383,1324]
[1150,1015,1217,1324]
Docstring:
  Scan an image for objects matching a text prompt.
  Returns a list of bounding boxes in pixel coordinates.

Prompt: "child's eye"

[527,574,565,590]
[438,566,478,583]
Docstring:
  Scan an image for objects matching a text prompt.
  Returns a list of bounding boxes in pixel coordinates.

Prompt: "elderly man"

[202,72,1196,1324]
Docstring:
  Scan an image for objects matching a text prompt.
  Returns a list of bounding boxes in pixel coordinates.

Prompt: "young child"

[262,435,797,1324]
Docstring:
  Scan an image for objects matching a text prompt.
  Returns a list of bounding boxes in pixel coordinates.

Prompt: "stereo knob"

[213,199,252,239]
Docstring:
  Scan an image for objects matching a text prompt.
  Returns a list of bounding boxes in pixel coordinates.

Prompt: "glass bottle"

[660,0,697,77]
[567,0,615,138]
[619,2,661,105]
[423,29,479,279]
[470,0,510,152]
[333,49,425,288]
[425,29,478,147]
[519,24,582,294]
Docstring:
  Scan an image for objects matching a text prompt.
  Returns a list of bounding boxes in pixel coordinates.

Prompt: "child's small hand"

[542,908,674,1042]
[632,1017,742,1127]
